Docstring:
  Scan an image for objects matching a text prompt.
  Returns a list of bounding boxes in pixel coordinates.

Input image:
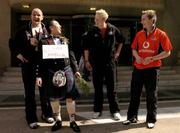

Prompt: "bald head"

[31,8,43,16]
[31,8,44,26]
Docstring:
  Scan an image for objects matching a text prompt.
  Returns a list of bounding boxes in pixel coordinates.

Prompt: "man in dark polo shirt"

[83,9,124,120]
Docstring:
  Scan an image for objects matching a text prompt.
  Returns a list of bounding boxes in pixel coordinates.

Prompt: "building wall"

[0,0,180,68]
[0,1,11,69]
[162,0,180,65]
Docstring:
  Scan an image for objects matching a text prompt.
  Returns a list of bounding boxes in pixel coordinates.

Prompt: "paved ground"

[1,67,180,132]
[0,102,180,133]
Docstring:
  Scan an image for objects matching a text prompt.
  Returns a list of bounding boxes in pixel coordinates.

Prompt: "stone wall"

[0,1,11,69]
[160,0,180,65]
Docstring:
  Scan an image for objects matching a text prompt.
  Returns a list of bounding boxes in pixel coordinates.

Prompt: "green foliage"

[77,77,91,96]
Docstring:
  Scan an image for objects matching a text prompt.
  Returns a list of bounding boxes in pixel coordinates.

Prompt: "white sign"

[42,45,69,59]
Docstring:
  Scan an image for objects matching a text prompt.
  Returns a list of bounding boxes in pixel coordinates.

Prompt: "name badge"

[42,45,69,59]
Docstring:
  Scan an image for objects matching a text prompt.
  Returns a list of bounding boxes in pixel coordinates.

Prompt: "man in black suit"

[14,8,54,129]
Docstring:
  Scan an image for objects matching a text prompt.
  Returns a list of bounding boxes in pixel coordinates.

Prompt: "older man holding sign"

[36,20,81,132]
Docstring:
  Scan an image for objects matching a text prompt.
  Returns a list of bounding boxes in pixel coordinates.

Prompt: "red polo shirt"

[131,28,173,69]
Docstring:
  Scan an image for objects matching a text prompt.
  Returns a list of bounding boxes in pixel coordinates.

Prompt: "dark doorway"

[109,18,142,66]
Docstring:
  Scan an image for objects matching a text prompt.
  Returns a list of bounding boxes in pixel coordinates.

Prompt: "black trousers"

[127,67,159,123]
[92,65,119,114]
[21,63,52,124]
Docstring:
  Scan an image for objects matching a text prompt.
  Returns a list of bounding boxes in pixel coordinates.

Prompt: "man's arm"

[84,50,89,62]
[114,43,123,60]
[114,25,124,60]
[132,49,144,64]
[143,51,171,65]
[152,51,171,60]
[14,28,29,63]
[84,50,92,71]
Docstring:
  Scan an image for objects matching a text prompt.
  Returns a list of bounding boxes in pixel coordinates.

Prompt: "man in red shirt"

[123,10,172,128]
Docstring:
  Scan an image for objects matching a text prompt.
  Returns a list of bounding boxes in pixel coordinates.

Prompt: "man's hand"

[135,56,144,64]
[85,61,92,71]
[36,77,42,87]
[143,57,153,65]
[30,37,38,46]
[16,54,28,63]
[75,72,81,79]
[114,52,119,61]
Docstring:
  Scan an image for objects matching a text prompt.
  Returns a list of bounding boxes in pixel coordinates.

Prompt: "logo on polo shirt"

[139,41,154,53]
[143,41,150,49]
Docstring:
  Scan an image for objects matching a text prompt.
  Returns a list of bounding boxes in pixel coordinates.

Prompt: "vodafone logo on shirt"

[139,41,154,53]
[143,41,150,49]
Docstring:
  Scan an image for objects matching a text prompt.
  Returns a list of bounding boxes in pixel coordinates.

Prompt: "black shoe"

[29,122,39,129]
[51,120,62,131]
[122,118,138,125]
[41,115,54,123]
[70,121,81,132]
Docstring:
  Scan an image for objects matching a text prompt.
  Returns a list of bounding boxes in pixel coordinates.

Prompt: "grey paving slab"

[0,106,180,133]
